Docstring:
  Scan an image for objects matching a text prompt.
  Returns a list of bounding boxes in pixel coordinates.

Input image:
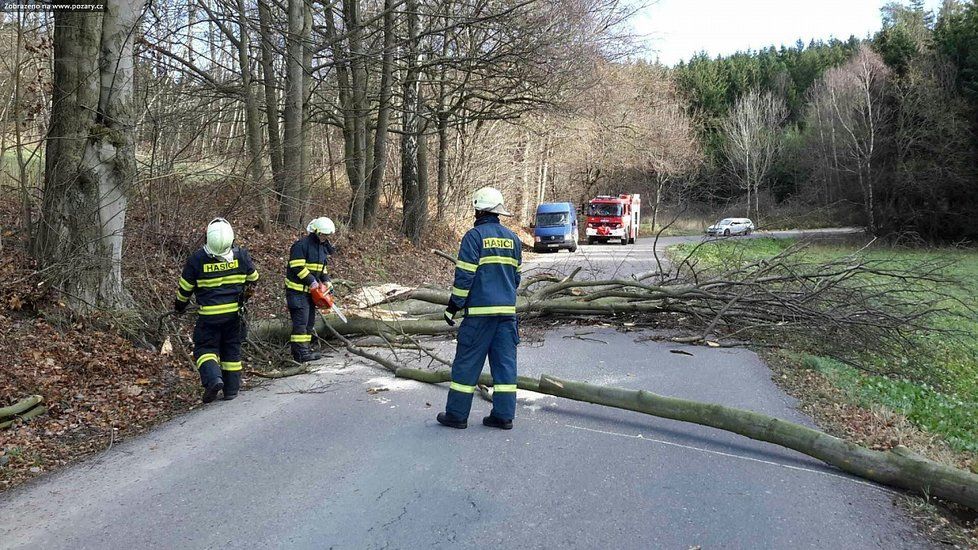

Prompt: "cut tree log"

[0,395,43,419]
[391,367,978,511]
[0,406,48,429]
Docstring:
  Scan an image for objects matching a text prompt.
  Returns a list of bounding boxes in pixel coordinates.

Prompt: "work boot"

[222,370,241,400]
[482,415,513,430]
[436,412,467,429]
[202,378,224,404]
[291,343,322,363]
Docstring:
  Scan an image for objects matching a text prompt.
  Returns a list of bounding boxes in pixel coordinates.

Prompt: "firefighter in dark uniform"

[437,187,522,430]
[174,218,260,403]
[285,217,337,362]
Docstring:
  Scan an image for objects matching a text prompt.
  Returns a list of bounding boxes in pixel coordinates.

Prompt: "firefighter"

[174,218,260,403]
[437,187,522,430]
[285,217,337,362]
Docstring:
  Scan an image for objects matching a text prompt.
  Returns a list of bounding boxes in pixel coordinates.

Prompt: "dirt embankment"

[0,190,458,491]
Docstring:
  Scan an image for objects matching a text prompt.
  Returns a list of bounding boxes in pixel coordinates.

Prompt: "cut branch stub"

[0,395,43,419]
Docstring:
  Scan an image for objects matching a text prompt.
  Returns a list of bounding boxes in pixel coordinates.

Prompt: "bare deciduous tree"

[820,46,891,232]
[721,88,787,222]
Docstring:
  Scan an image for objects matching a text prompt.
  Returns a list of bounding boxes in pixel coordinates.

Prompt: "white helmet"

[472,186,511,216]
[306,217,336,235]
[204,217,234,259]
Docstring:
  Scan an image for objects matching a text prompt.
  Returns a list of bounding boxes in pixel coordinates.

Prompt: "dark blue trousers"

[193,315,243,389]
[445,316,519,421]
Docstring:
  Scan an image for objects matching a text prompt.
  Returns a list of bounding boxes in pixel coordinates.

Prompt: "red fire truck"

[584,194,641,245]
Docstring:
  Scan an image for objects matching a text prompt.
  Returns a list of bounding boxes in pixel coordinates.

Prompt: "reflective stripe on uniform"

[196,353,219,369]
[466,306,516,315]
[196,274,248,288]
[198,303,240,315]
[285,279,309,292]
[451,287,469,298]
[178,277,194,291]
[175,290,190,302]
[479,256,519,268]
[455,260,478,272]
[306,263,325,272]
[493,384,518,393]
[221,361,243,372]
[297,268,311,279]
[449,381,476,393]
[246,271,260,282]
[290,334,313,343]
[289,259,307,268]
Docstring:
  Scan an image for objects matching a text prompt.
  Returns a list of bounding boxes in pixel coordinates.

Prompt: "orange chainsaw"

[310,284,348,323]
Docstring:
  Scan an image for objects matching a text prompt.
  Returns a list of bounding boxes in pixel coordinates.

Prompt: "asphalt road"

[522,228,866,280]
[0,227,930,549]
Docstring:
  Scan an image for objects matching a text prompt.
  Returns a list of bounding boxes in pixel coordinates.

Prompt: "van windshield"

[536,212,570,227]
[588,203,622,217]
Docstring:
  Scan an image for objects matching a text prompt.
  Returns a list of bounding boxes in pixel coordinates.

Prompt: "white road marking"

[564,423,898,495]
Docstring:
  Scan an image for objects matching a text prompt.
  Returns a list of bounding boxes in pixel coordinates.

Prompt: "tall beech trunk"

[400,0,426,244]
[276,0,305,226]
[257,0,285,208]
[364,0,395,224]
[347,0,368,229]
[436,113,449,220]
[236,0,271,232]
[299,3,313,219]
[37,0,145,311]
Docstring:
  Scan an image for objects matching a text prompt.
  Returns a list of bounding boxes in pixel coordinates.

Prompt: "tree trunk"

[299,2,313,220]
[436,113,450,221]
[346,0,368,229]
[37,0,144,311]
[236,0,271,232]
[364,0,395,224]
[322,6,357,223]
[390,368,978,511]
[415,125,430,242]
[276,0,305,227]
[257,0,285,210]
[400,0,423,243]
[12,13,33,247]
[745,180,751,219]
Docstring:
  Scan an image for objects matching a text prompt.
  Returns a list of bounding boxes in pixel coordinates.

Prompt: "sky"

[632,0,945,66]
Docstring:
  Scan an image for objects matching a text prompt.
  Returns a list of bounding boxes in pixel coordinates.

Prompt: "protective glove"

[444,303,459,326]
[310,280,321,290]
[174,299,188,314]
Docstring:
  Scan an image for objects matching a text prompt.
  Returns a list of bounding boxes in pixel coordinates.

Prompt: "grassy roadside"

[669,237,978,543]
[670,237,978,454]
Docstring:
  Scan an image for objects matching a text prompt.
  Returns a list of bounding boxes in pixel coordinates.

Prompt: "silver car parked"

[706,218,755,237]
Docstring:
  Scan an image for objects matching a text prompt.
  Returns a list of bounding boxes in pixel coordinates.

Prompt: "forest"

[2,2,977,313]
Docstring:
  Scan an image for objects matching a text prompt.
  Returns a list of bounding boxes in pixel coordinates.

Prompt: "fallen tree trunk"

[251,315,456,343]
[0,395,43,419]
[391,367,978,511]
